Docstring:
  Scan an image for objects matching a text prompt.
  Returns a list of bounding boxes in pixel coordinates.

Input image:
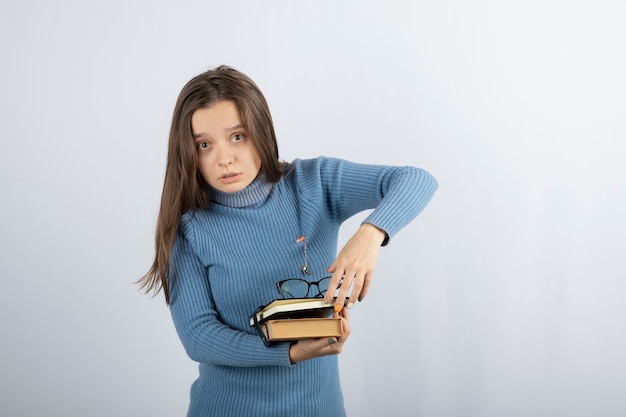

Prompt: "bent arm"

[313,157,438,305]
[168,230,292,367]
[315,157,438,239]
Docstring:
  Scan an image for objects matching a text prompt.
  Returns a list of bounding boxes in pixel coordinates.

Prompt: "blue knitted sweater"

[169,156,438,416]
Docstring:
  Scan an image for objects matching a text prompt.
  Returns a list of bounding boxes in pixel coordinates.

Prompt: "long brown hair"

[138,65,287,303]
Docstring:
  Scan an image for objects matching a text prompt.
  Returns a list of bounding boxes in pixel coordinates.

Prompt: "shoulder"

[279,157,340,204]
[178,208,211,244]
[282,156,343,189]
[283,156,347,179]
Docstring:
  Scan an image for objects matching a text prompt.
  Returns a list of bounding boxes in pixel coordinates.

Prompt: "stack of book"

[250,298,343,346]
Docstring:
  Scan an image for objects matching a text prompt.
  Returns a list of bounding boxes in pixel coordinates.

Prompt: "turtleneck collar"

[209,172,273,208]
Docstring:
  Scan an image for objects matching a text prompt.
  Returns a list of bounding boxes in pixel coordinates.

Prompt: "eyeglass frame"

[275,276,343,299]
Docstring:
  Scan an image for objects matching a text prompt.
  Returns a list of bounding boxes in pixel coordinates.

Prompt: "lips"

[219,172,241,184]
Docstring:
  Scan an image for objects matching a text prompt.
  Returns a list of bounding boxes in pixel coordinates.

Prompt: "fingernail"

[334,304,343,313]
[328,337,337,345]
[347,302,354,310]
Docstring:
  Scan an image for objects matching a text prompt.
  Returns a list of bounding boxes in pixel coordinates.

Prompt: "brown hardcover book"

[250,298,343,346]
[261,317,344,342]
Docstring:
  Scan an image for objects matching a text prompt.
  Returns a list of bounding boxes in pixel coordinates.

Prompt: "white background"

[1,1,624,416]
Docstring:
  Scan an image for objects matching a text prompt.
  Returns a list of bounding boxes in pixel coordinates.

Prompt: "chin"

[215,183,247,194]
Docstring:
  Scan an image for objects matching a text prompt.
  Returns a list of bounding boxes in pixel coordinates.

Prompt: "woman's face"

[191,100,262,193]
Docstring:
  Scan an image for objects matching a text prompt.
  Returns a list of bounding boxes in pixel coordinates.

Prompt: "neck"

[210,173,273,208]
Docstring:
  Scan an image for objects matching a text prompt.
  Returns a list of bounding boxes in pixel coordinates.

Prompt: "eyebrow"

[193,123,245,140]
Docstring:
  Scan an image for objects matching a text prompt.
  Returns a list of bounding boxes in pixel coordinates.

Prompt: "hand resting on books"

[289,307,351,364]
[324,223,387,308]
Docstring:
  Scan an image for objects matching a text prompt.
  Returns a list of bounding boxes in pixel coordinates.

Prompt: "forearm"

[169,228,293,368]
[171,306,292,367]
[363,165,438,242]
[311,158,437,240]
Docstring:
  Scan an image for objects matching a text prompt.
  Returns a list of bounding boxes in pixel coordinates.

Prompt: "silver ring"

[328,337,337,349]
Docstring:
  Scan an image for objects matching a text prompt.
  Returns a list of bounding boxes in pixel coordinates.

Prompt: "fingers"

[289,309,352,364]
[311,336,341,353]
[334,274,355,310]
[324,264,363,307]
[325,269,372,308]
[324,224,383,306]
[323,263,340,304]
[347,274,365,307]
[324,309,351,354]
[357,273,372,302]
[339,304,351,333]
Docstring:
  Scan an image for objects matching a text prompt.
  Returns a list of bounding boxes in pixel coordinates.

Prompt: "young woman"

[139,65,438,416]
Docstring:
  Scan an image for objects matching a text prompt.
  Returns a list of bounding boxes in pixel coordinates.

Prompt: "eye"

[231,133,245,143]
[196,142,210,151]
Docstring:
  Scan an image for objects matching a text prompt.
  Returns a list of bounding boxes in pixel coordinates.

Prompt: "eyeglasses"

[276,277,342,299]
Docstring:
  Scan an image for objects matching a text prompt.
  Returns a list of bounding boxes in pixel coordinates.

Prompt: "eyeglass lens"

[278,277,335,299]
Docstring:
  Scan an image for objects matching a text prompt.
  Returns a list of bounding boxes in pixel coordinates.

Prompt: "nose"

[218,157,233,167]
[215,145,234,167]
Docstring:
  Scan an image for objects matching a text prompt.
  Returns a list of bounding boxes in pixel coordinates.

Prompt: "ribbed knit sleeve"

[168,226,292,368]
[297,157,438,244]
